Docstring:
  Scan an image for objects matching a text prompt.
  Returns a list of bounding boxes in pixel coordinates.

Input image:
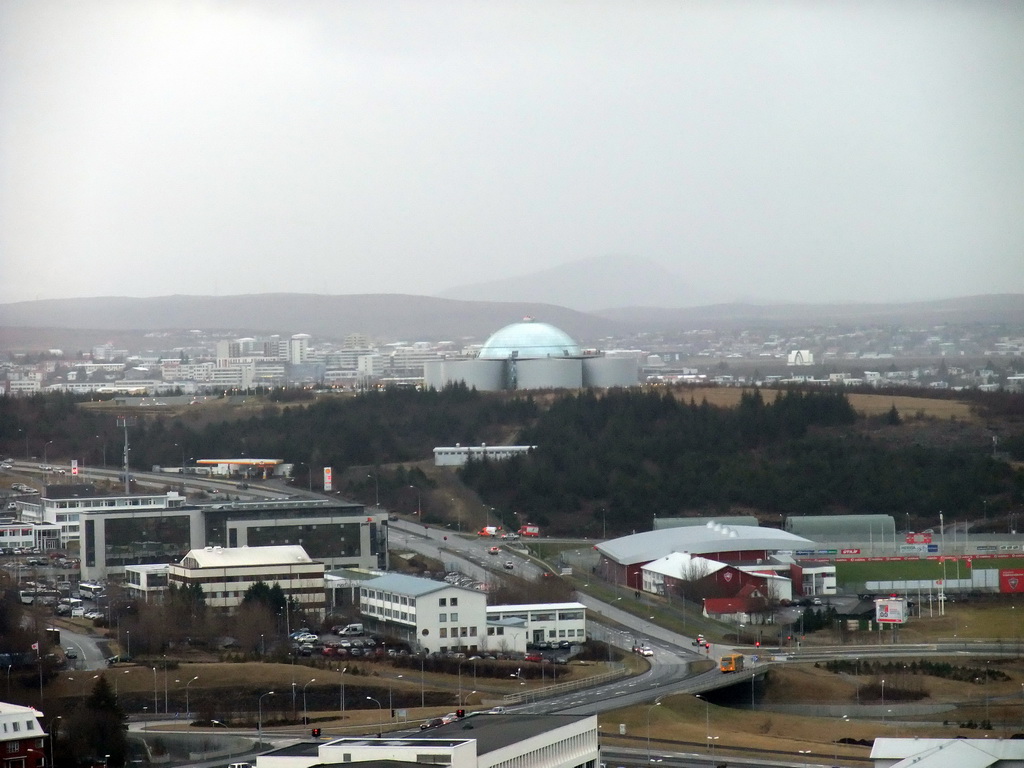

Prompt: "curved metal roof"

[596,521,814,565]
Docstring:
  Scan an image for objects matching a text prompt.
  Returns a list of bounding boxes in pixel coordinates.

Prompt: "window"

[450,612,458,622]
[6,742,17,754]
[487,627,495,636]
[439,598,447,606]
[460,627,468,637]
[439,628,447,638]
[470,626,477,637]
[548,630,556,638]
[450,597,458,606]
[559,630,566,637]
[439,613,447,622]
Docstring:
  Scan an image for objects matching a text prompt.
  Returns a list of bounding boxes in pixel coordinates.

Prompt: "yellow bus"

[719,653,744,673]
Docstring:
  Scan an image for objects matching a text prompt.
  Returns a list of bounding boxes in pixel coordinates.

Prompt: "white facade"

[0,702,46,765]
[168,545,325,614]
[360,574,488,654]
[485,603,587,647]
[434,445,536,467]
[123,563,170,603]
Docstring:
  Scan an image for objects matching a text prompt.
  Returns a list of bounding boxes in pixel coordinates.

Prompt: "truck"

[719,653,744,673]
[518,524,540,537]
[477,526,500,537]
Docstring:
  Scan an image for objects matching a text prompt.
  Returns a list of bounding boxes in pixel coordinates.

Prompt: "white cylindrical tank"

[583,356,640,388]
[515,358,582,389]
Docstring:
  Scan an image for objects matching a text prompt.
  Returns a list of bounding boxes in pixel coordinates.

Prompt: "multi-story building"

[485,603,587,647]
[0,702,46,768]
[17,486,386,581]
[167,545,325,615]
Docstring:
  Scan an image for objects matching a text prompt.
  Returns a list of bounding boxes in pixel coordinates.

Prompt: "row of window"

[489,610,584,622]
[363,604,416,623]
[438,626,477,639]
[0,719,37,733]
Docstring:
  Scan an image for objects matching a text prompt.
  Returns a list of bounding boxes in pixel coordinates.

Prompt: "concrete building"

[485,603,587,647]
[358,574,489,655]
[16,487,386,582]
[257,713,599,768]
[168,545,325,615]
[434,445,536,467]
[423,318,639,392]
[123,563,170,603]
[870,737,1024,768]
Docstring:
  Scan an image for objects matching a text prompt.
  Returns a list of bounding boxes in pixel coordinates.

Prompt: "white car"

[295,632,318,643]
[639,647,654,657]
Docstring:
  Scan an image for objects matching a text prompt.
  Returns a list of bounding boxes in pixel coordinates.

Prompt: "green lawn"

[837,556,1024,586]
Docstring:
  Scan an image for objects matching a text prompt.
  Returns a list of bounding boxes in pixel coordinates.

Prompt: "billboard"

[905,532,933,544]
[999,569,1024,594]
[323,466,333,492]
[875,597,908,624]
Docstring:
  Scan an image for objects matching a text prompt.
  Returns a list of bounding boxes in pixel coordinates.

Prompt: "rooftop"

[597,521,814,565]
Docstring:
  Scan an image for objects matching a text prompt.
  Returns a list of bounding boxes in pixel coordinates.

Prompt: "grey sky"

[2,1,1022,306]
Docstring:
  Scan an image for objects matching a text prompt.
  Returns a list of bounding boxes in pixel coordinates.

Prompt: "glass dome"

[478,318,582,360]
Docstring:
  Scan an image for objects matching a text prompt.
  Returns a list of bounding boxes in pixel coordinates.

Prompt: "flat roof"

[420,713,592,754]
[180,545,316,568]
[363,573,480,598]
[486,602,585,613]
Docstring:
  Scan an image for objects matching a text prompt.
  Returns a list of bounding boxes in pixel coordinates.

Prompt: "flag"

[31,642,39,652]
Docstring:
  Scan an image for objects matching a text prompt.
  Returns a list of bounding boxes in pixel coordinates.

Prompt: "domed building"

[423,318,639,391]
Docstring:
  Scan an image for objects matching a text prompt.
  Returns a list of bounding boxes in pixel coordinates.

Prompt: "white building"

[257,713,599,768]
[168,545,325,615]
[434,445,536,467]
[871,737,1024,768]
[485,603,587,647]
[359,574,489,655]
[123,563,170,603]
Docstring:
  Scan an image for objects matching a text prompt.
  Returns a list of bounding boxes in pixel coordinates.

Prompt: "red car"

[525,653,544,663]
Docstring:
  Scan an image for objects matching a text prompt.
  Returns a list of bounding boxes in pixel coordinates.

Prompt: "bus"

[78,583,104,599]
[719,653,744,673]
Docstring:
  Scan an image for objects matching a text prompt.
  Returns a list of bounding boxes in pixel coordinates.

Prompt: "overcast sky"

[2,1,1022,307]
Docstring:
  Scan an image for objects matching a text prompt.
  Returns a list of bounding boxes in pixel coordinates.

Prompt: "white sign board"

[875,597,908,624]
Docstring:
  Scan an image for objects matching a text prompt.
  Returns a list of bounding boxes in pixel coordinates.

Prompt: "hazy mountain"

[436,255,713,310]
[594,294,1024,329]
[0,294,625,348]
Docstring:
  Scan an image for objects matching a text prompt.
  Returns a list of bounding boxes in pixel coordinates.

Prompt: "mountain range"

[1,255,1022,350]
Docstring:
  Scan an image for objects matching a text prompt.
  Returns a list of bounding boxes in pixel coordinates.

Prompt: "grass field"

[837,557,1024,584]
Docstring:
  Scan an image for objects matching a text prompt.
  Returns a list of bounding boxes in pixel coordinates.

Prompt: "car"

[812,597,823,606]
[440,712,459,724]
[503,560,514,570]
[639,647,654,657]
[525,653,544,663]
[488,546,500,555]
[692,634,705,646]
[295,632,318,643]
[64,647,78,659]
[420,717,445,730]
[558,640,571,649]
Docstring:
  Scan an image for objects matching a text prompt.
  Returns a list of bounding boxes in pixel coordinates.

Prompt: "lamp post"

[125,630,130,660]
[366,696,383,737]
[368,473,379,507]
[339,667,348,716]
[419,654,425,709]
[881,678,886,713]
[409,485,421,516]
[302,678,316,724]
[96,435,106,468]
[114,669,130,698]
[185,675,199,718]
[163,656,169,714]
[798,749,812,768]
[258,691,275,748]
[458,659,466,705]
[48,716,61,765]
[152,667,158,715]
[44,440,53,466]
[646,697,662,763]
[389,675,403,715]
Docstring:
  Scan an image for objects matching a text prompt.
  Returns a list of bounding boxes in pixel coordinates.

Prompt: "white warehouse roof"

[181,545,313,569]
[597,522,814,566]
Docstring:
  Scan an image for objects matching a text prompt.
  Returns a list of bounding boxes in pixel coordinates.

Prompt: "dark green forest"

[2,387,1022,536]
[458,388,1023,531]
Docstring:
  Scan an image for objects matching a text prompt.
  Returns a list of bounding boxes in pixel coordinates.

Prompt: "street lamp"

[646,697,662,763]
[798,749,812,768]
[389,675,403,714]
[152,667,158,715]
[368,473,379,507]
[409,485,421,516]
[339,667,348,715]
[303,678,316,724]
[258,691,275,747]
[419,654,425,708]
[366,696,383,737]
[44,440,53,466]
[48,716,61,765]
[881,678,886,710]
[185,675,199,718]
[125,630,130,659]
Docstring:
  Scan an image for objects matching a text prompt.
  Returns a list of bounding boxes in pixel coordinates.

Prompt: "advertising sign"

[905,532,933,544]
[840,548,861,555]
[875,597,907,624]
[999,569,1024,593]
[323,466,333,492]
[71,460,78,476]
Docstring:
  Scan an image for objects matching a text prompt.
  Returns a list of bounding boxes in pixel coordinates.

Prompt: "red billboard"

[905,532,933,544]
[999,569,1024,593]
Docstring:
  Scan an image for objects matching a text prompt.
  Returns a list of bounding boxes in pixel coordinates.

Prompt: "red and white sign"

[905,532,932,544]
[71,460,79,476]
[323,467,332,492]
[840,548,861,555]
[999,569,1024,593]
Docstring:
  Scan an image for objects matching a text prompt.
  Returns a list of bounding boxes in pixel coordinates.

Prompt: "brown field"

[668,386,975,420]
